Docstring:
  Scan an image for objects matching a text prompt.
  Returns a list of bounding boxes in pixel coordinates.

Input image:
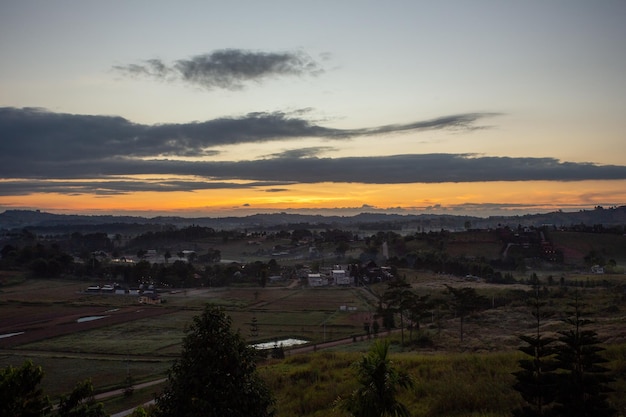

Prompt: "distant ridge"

[1,206,625,232]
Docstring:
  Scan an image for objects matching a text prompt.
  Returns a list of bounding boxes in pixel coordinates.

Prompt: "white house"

[307,273,327,287]
[332,269,352,286]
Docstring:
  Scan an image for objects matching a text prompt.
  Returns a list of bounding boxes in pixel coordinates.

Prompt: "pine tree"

[512,273,558,417]
[250,315,259,338]
[155,305,274,417]
[553,292,616,417]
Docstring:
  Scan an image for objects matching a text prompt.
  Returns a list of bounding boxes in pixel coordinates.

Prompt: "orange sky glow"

[2,3,625,218]
[4,180,625,218]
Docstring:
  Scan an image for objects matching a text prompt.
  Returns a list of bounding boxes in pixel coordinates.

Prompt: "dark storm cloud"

[114,49,322,90]
[3,107,626,196]
[139,154,626,184]
[0,178,286,196]
[3,152,626,197]
[0,107,493,175]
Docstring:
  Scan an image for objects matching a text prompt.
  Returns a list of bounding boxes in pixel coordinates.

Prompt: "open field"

[0,278,381,406]
[2,271,626,415]
[261,341,626,417]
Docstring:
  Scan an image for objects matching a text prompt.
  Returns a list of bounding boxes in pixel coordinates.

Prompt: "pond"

[0,331,25,339]
[252,338,308,350]
[76,315,108,323]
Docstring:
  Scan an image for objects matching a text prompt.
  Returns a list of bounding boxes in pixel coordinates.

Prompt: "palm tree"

[339,339,413,417]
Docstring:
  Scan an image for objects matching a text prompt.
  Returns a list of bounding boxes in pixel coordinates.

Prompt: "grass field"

[262,341,626,417]
[2,270,625,416]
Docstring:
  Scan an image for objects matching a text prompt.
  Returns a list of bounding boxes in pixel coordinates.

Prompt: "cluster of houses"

[85,283,161,304]
[304,263,395,287]
[307,268,352,287]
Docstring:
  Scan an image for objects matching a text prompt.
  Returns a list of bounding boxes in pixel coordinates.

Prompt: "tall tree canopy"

[553,294,616,417]
[445,285,487,342]
[155,305,274,417]
[0,361,104,417]
[513,274,558,417]
[0,360,50,417]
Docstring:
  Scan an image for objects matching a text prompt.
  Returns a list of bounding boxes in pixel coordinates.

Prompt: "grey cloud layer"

[0,107,492,167]
[2,107,626,196]
[114,49,322,90]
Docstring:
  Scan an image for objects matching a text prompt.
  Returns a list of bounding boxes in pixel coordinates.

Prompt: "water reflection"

[252,338,308,350]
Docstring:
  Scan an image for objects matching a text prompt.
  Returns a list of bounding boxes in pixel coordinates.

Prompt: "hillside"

[1,206,626,233]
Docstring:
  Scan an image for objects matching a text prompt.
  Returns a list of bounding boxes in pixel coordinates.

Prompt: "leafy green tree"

[55,379,106,417]
[553,293,616,417]
[380,279,413,345]
[154,306,274,417]
[339,339,413,417]
[207,248,221,263]
[513,274,558,417]
[1,362,107,417]
[372,320,380,337]
[376,300,395,334]
[291,228,312,243]
[335,241,350,259]
[130,406,148,417]
[405,292,431,344]
[445,285,487,342]
[0,360,50,417]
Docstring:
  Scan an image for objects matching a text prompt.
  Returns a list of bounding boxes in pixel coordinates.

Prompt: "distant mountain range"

[1,207,625,233]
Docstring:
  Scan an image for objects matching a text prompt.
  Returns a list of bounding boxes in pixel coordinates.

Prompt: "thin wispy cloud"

[114,49,323,90]
[266,147,338,159]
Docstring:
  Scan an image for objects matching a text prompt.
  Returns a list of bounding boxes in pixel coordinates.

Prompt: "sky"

[1,0,626,218]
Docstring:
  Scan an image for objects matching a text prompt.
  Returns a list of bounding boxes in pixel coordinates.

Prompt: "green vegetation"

[261,340,626,417]
[7,340,626,416]
[262,346,522,416]
[154,305,274,417]
[2,221,626,416]
[512,274,558,417]
[338,339,413,417]
[0,361,106,417]
[1,360,50,417]
[0,354,170,400]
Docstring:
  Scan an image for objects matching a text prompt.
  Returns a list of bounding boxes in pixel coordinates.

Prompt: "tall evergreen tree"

[512,273,558,417]
[155,305,274,417]
[553,292,616,417]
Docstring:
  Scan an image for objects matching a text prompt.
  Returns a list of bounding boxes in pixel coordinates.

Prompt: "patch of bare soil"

[0,304,176,348]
